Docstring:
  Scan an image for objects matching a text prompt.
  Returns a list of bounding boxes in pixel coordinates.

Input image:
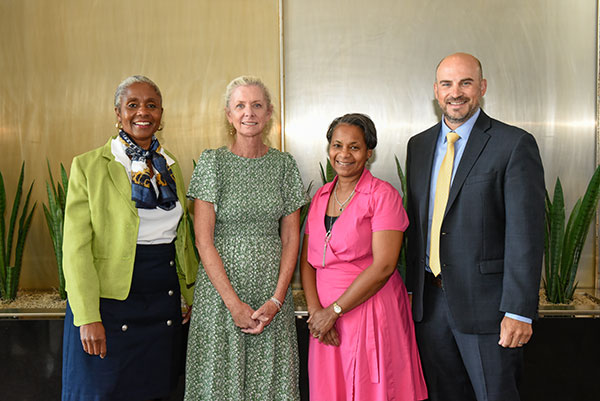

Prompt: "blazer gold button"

[169,260,174,266]
[121,324,128,332]
[168,290,174,296]
[166,320,173,326]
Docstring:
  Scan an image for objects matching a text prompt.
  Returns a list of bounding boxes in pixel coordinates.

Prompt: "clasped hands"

[307,305,340,347]
[230,298,280,335]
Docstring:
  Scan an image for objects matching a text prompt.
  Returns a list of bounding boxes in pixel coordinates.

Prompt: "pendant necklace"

[324,180,353,266]
[333,182,356,212]
[323,215,337,266]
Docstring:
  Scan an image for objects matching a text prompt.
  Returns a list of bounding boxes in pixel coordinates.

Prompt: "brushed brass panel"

[0,0,281,289]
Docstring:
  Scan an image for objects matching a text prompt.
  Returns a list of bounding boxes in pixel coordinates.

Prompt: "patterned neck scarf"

[118,130,178,210]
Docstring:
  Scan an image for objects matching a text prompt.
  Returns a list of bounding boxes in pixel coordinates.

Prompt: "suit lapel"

[415,124,441,245]
[446,112,491,214]
[102,140,137,215]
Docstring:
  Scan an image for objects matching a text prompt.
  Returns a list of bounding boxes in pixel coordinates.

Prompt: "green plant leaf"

[562,165,600,300]
[319,162,326,185]
[42,204,54,238]
[325,158,336,182]
[394,155,408,209]
[0,171,6,299]
[0,171,5,217]
[5,163,25,269]
[14,180,36,277]
[60,163,69,211]
[0,163,36,301]
[544,165,600,303]
[6,266,16,300]
[543,190,552,292]
[45,181,58,218]
[44,161,69,299]
[393,155,409,279]
[547,178,565,302]
[13,204,36,282]
[560,198,581,288]
[0,171,6,246]
[46,160,58,200]
[299,181,313,230]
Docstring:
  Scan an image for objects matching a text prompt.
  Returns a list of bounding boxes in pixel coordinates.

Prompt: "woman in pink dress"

[300,113,427,401]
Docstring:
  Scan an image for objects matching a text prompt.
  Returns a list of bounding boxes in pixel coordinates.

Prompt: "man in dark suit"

[405,53,545,401]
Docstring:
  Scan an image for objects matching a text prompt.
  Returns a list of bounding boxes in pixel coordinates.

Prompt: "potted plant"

[543,165,600,304]
[42,161,69,300]
[0,162,36,301]
[522,165,600,401]
[394,155,408,279]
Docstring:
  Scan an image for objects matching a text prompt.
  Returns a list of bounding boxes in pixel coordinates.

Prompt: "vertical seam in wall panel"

[279,0,285,152]
[595,0,600,291]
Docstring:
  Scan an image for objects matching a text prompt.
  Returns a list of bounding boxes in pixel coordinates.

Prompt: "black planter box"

[0,319,63,401]
[1,316,598,401]
[521,318,600,401]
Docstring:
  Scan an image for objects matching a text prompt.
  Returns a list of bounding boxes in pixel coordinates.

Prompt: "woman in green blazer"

[61,75,197,401]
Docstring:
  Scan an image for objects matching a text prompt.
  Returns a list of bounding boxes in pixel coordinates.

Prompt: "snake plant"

[42,161,68,300]
[544,165,600,303]
[319,159,336,185]
[0,162,36,301]
[394,155,409,279]
[295,159,335,231]
[297,159,335,230]
[299,182,314,230]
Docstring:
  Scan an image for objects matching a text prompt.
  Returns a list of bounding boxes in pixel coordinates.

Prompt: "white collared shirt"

[111,138,182,244]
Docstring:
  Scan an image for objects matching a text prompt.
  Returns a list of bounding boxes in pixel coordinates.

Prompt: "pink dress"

[305,169,427,401]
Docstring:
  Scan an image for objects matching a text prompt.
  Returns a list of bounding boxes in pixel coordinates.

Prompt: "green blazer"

[63,137,198,326]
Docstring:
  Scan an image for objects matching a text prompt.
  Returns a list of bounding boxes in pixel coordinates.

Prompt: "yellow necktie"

[430,131,460,277]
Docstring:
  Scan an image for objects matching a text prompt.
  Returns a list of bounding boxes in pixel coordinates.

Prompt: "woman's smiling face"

[226,84,272,139]
[328,123,372,181]
[115,82,163,149]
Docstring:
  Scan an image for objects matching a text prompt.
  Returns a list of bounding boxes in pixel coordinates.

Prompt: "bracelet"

[270,297,282,311]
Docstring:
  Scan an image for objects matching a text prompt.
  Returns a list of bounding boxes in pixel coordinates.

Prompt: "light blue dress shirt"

[426,109,531,324]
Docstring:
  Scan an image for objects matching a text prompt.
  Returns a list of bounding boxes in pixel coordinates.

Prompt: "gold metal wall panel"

[284,0,598,288]
[0,0,281,289]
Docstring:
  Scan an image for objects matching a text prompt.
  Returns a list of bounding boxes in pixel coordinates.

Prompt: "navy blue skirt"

[62,243,182,401]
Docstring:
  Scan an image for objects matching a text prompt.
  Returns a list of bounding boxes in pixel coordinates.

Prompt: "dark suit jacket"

[405,110,545,334]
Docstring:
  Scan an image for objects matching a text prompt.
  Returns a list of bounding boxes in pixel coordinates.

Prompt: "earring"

[158,122,164,131]
[229,124,236,136]
[115,122,122,131]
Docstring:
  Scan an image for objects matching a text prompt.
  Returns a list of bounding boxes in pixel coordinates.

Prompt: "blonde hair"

[224,75,273,110]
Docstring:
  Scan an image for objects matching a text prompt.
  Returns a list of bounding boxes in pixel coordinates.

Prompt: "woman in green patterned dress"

[185,76,308,400]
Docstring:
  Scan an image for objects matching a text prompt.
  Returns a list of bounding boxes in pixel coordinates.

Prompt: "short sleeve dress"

[184,146,308,400]
[304,169,427,401]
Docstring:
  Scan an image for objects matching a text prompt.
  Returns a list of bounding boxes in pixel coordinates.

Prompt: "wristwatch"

[332,302,343,316]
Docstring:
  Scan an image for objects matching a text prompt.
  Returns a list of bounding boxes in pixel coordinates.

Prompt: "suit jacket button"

[166,320,173,326]
[169,260,175,267]
[168,290,174,296]
[441,232,447,235]
[121,324,128,332]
